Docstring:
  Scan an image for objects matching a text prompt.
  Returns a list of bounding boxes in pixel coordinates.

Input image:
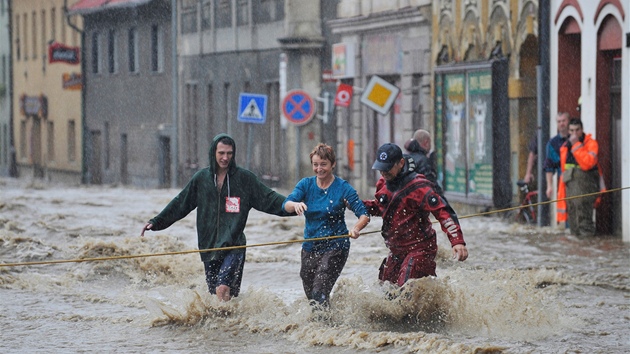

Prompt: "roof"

[68,0,154,16]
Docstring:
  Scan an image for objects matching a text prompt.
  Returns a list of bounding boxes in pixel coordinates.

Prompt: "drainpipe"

[537,0,550,226]
[7,0,17,177]
[64,0,87,184]
[171,0,178,187]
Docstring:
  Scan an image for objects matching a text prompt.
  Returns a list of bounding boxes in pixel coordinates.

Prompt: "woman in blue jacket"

[283,143,369,307]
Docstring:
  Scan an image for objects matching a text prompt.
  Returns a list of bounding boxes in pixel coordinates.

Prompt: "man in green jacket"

[141,133,290,301]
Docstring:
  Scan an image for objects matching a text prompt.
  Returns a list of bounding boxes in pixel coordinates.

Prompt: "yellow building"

[12,0,82,182]
[432,0,540,205]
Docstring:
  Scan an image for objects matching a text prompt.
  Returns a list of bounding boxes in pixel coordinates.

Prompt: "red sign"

[322,69,335,82]
[49,42,80,65]
[334,83,353,107]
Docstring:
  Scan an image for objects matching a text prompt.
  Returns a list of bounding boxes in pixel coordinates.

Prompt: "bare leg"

[216,284,232,302]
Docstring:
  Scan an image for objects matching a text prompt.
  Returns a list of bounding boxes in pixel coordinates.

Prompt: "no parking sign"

[282,90,315,126]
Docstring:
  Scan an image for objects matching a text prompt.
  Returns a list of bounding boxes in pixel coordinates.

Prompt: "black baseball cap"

[372,143,403,171]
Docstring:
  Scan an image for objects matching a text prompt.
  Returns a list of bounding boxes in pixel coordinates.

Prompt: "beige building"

[12,0,83,183]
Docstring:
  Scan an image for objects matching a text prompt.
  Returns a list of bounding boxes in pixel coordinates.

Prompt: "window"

[181,0,198,34]
[47,121,55,162]
[2,124,7,165]
[60,7,66,44]
[32,11,37,59]
[107,29,117,74]
[215,0,231,28]
[612,57,621,87]
[201,0,212,30]
[91,31,100,74]
[224,82,231,132]
[23,13,28,60]
[128,28,138,73]
[185,83,199,168]
[15,15,20,60]
[68,120,76,162]
[254,0,284,23]
[51,8,56,43]
[20,120,26,159]
[72,22,79,46]
[151,25,163,72]
[411,74,424,129]
[207,84,214,133]
[104,122,110,169]
[41,10,46,60]
[237,0,249,26]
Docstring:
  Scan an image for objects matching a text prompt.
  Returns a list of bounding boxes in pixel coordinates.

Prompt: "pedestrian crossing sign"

[238,93,268,124]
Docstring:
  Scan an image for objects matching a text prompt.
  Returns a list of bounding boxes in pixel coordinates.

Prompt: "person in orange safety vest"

[557,118,605,236]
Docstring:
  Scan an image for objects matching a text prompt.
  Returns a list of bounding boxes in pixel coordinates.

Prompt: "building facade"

[11,0,83,183]
[177,0,337,188]
[329,0,434,197]
[551,0,627,239]
[69,0,173,188]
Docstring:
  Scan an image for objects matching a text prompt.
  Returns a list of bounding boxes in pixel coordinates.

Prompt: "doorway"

[159,136,171,188]
[610,62,621,235]
[31,117,43,178]
[595,15,622,235]
[120,134,129,185]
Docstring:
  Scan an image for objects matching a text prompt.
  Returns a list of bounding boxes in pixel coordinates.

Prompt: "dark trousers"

[566,168,599,236]
[203,252,245,297]
[300,248,349,306]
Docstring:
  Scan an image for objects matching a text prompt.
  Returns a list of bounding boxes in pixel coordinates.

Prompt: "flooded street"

[1,177,628,353]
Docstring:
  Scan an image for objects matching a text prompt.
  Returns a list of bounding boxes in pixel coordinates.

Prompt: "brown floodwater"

[1,177,628,353]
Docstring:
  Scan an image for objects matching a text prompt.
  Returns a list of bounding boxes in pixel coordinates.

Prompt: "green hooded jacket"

[149,133,289,262]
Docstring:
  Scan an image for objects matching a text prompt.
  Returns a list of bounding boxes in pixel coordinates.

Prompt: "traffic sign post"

[238,93,268,124]
[282,89,315,126]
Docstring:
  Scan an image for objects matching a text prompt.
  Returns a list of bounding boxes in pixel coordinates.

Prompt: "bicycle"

[505,180,538,224]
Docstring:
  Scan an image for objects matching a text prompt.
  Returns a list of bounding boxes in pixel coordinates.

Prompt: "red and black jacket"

[364,158,465,256]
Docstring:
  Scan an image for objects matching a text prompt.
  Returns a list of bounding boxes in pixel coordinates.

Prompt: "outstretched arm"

[348,215,370,239]
[284,200,307,215]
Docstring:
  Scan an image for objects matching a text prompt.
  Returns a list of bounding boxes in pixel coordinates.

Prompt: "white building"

[550,0,628,240]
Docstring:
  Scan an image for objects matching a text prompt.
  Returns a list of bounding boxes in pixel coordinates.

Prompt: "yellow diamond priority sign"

[360,76,400,115]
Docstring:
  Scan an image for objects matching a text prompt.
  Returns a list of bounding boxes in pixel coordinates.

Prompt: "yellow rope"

[458,186,628,220]
[0,186,626,268]
[0,233,378,268]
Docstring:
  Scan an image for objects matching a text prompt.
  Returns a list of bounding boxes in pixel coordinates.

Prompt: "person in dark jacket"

[141,133,291,301]
[404,129,441,194]
[363,143,468,287]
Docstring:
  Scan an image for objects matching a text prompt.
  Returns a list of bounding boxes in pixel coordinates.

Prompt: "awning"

[68,0,154,16]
